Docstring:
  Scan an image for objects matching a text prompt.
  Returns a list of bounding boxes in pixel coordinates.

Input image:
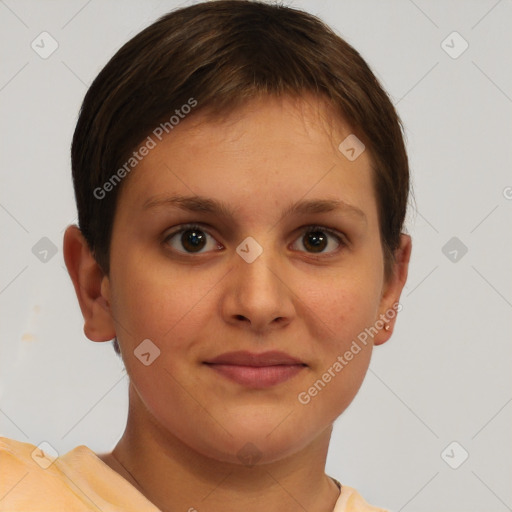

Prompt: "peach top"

[0,437,389,511]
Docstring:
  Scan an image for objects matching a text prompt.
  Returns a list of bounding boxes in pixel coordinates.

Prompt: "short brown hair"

[70,0,412,355]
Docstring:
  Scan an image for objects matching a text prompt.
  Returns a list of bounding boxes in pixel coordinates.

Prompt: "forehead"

[116,94,377,224]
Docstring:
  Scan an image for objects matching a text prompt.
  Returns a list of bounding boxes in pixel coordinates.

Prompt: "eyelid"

[301,224,347,244]
[162,222,347,254]
[163,222,222,245]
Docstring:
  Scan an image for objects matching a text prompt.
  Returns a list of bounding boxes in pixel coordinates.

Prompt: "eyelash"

[162,223,347,257]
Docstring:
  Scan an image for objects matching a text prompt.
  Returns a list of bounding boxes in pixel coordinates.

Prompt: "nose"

[221,240,295,333]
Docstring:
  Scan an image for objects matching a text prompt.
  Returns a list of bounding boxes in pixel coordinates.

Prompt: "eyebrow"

[142,194,367,224]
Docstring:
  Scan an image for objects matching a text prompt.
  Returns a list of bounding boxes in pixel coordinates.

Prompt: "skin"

[64,94,411,512]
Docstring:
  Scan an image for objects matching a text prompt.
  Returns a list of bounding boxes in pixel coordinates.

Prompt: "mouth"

[203,350,307,388]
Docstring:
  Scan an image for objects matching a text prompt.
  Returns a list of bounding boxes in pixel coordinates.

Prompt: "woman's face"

[102,94,410,464]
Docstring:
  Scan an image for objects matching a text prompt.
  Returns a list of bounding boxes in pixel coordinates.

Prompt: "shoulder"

[0,436,42,477]
[0,435,59,475]
[0,436,161,511]
[0,436,90,511]
[335,484,391,512]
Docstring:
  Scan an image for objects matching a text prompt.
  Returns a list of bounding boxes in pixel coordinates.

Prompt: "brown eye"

[292,226,345,255]
[164,224,220,254]
[302,229,328,253]
[163,223,345,256]
[180,228,207,252]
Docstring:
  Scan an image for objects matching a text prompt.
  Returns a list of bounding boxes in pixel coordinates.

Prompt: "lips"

[203,350,307,388]
[204,350,306,367]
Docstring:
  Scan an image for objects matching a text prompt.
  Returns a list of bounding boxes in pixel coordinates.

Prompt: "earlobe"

[374,233,412,346]
[63,225,116,342]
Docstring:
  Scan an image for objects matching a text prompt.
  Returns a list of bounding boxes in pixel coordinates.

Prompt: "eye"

[163,224,222,254]
[290,225,346,255]
[163,223,346,255]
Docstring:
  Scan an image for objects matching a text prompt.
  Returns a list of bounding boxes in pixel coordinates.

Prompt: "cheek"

[298,284,378,420]
[303,266,382,416]
[307,273,382,346]
[109,249,225,358]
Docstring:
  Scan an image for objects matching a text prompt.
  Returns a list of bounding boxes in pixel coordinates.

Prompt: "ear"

[373,233,412,346]
[63,224,116,342]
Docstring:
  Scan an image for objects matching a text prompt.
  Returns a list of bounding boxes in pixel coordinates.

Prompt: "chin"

[192,421,315,466]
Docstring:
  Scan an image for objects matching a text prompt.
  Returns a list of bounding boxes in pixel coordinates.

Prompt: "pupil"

[182,229,205,251]
[305,231,326,252]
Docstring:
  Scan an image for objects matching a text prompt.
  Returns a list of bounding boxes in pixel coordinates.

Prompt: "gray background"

[1,1,511,510]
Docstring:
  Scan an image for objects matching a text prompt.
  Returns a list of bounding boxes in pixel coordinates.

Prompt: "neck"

[102,383,340,512]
